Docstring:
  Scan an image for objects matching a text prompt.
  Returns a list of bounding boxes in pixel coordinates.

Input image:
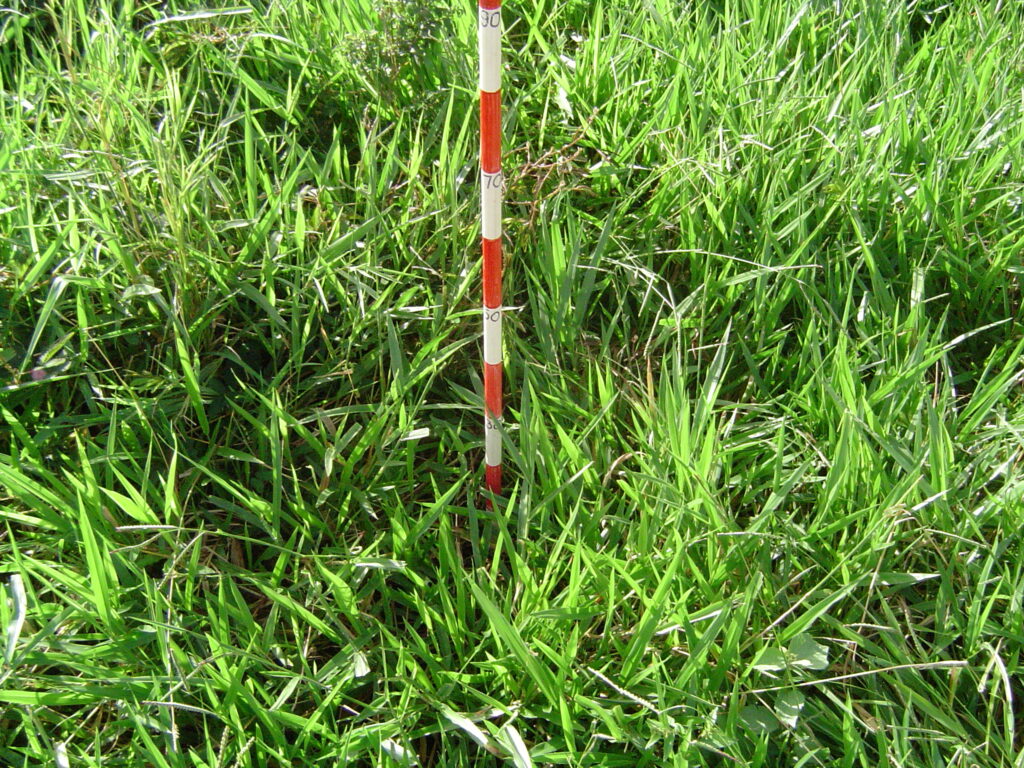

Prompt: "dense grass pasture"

[2,0,1024,765]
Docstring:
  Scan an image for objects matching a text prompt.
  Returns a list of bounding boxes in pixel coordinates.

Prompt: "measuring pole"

[479,0,503,496]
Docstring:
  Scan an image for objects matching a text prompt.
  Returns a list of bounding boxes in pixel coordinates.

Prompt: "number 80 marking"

[479,9,500,28]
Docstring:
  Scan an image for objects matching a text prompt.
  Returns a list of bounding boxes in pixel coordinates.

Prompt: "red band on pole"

[482,237,502,308]
[485,464,502,494]
[480,91,501,173]
[479,0,500,9]
[484,363,503,418]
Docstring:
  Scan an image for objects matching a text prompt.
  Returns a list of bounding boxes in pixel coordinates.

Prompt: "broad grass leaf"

[4,574,26,665]
[380,738,418,766]
[121,282,162,301]
[500,724,533,768]
[442,709,503,757]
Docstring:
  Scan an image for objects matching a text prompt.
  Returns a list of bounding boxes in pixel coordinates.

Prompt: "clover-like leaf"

[739,705,780,734]
[788,633,829,670]
[752,646,787,673]
[775,689,805,729]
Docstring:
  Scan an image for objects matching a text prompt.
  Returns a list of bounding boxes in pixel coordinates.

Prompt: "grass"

[1,0,1023,764]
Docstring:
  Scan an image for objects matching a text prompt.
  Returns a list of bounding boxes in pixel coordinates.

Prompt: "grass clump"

[2,0,1023,766]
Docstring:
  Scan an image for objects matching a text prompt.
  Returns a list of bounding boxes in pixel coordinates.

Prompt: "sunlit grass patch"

[2,0,1023,765]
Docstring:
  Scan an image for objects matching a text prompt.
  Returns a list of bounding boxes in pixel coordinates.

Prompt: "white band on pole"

[485,417,502,466]
[478,11,501,92]
[483,308,502,365]
[481,171,502,239]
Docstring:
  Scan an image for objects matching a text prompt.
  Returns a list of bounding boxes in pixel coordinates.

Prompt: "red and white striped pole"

[479,0,503,496]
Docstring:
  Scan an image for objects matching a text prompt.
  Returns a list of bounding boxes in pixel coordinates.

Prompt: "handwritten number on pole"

[480,9,500,28]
